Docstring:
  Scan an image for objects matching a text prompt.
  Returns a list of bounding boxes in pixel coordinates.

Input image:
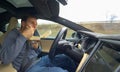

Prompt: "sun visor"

[29,0,59,18]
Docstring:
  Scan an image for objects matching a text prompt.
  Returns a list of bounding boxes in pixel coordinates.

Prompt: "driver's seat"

[0,63,17,72]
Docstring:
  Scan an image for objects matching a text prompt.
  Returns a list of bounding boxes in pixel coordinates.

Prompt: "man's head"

[21,15,37,31]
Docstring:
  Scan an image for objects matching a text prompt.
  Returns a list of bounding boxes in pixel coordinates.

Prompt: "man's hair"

[21,15,37,22]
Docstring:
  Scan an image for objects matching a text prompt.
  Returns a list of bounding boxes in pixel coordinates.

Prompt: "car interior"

[0,17,18,72]
[0,0,120,72]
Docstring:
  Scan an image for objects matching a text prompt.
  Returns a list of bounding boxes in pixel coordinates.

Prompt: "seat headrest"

[0,32,3,37]
[7,17,18,31]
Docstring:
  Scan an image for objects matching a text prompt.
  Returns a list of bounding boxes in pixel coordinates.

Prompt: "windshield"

[59,0,120,34]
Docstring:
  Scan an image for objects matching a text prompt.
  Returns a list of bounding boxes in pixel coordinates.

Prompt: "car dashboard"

[72,30,120,72]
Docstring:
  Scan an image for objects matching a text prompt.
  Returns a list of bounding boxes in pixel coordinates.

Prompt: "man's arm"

[0,29,27,64]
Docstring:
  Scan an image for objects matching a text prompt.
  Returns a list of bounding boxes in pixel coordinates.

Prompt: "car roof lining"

[0,0,59,17]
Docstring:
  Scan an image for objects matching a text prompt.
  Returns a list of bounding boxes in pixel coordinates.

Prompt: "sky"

[59,0,120,22]
[36,0,120,23]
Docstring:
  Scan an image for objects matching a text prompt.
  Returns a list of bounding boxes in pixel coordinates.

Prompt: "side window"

[18,19,75,39]
[37,19,75,39]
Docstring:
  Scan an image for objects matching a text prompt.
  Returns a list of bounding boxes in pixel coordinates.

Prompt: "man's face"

[21,17,37,31]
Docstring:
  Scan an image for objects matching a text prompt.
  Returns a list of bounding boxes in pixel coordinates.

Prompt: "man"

[0,15,77,72]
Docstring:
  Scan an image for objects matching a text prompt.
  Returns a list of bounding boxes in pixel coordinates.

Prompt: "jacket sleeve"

[0,29,27,64]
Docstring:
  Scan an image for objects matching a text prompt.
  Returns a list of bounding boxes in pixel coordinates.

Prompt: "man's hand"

[30,40,40,49]
[21,25,35,39]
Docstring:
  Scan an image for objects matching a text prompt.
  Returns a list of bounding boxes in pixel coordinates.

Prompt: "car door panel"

[40,38,54,52]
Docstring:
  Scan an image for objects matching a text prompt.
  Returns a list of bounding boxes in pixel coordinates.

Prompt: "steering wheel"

[49,27,67,60]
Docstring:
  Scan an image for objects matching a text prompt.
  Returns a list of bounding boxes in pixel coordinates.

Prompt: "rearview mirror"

[56,0,68,5]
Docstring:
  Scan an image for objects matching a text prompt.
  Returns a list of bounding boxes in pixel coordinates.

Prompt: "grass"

[80,23,120,34]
